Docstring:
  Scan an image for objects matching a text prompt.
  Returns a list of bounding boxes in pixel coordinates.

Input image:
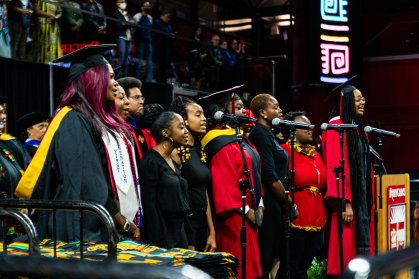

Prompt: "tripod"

[232,124,261,279]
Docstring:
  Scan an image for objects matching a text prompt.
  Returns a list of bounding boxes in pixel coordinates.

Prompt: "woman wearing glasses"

[322,77,374,276]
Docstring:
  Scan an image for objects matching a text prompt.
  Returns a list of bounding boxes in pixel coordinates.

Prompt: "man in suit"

[151,10,174,84]
[114,0,134,77]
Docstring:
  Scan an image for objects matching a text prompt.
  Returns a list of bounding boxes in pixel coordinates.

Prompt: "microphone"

[272,118,314,130]
[320,123,358,131]
[364,126,400,138]
[214,111,257,124]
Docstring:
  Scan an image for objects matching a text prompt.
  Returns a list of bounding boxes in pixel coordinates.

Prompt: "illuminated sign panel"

[306,0,361,85]
[320,0,348,22]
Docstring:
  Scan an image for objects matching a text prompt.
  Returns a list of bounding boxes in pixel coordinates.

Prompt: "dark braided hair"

[168,97,195,122]
[330,90,373,216]
[136,104,164,130]
[169,97,204,159]
[281,111,306,141]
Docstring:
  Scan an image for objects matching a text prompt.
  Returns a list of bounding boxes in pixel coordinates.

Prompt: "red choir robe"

[202,128,263,279]
[280,143,327,231]
[322,117,375,275]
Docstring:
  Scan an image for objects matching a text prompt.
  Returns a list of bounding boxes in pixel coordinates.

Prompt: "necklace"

[177,145,207,164]
[287,140,316,158]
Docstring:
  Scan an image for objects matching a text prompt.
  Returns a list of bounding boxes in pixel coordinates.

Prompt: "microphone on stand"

[364,126,400,138]
[214,111,257,124]
[320,123,358,131]
[272,118,315,130]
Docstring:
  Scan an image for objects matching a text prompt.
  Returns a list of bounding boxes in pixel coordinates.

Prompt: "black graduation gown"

[15,107,118,243]
[0,138,29,199]
[24,145,38,158]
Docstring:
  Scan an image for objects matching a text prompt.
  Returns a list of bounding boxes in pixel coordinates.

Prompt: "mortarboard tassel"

[339,90,344,117]
[231,93,235,115]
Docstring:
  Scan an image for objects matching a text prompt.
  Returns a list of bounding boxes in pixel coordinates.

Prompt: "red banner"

[388,185,406,252]
[61,41,99,54]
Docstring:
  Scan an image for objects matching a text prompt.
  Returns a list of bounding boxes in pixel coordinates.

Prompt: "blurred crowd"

[0,0,247,92]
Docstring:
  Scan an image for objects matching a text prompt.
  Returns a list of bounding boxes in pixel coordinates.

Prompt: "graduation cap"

[325,75,357,102]
[197,85,244,117]
[114,66,121,78]
[53,44,116,83]
[16,112,49,129]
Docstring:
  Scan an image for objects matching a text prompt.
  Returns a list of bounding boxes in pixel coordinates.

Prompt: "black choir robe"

[15,107,119,243]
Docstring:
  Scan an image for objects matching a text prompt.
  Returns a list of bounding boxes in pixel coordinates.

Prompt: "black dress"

[139,149,195,249]
[179,144,211,252]
[248,123,290,279]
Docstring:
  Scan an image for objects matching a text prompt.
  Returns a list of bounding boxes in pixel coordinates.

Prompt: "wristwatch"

[123,218,130,232]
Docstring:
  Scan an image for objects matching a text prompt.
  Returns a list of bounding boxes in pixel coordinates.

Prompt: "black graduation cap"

[324,75,357,102]
[16,112,49,129]
[53,44,116,83]
[114,66,121,78]
[197,85,243,116]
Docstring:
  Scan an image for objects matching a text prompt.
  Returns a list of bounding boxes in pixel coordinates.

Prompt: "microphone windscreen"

[272,118,280,127]
[214,111,224,121]
[364,126,372,133]
[320,123,328,131]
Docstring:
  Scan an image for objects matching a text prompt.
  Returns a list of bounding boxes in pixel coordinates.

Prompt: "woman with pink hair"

[15,45,141,242]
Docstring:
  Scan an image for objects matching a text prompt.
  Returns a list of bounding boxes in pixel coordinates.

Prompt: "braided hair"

[169,97,206,162]
[280,111,306,141]
[168,97,195,122]
[330,90,373,215]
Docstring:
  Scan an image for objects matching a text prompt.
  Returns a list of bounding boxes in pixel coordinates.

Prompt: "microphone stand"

[232,121,261,279]
[373,165,379,257]
[374,135,384,257]
[284,124,297,279]
[334,129,346,275]
[377,136,383,210]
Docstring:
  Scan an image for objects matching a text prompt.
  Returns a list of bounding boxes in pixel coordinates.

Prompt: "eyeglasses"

[355,97,365,103]
[129,95,145,101]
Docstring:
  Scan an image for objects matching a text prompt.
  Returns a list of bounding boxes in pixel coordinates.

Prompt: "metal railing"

[0,200,118,261]
[0,209,40,256]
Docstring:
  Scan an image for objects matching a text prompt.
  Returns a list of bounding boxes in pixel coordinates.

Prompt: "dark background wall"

[291,0,419,173]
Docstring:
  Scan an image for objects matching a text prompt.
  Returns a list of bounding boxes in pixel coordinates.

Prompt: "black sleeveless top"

[180,144,211,206]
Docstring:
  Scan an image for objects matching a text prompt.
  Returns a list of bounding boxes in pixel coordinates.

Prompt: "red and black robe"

[322,116,375,275]
[202,127,263,279]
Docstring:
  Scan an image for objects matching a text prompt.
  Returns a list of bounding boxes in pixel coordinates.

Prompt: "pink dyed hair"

[58,64,133,140]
